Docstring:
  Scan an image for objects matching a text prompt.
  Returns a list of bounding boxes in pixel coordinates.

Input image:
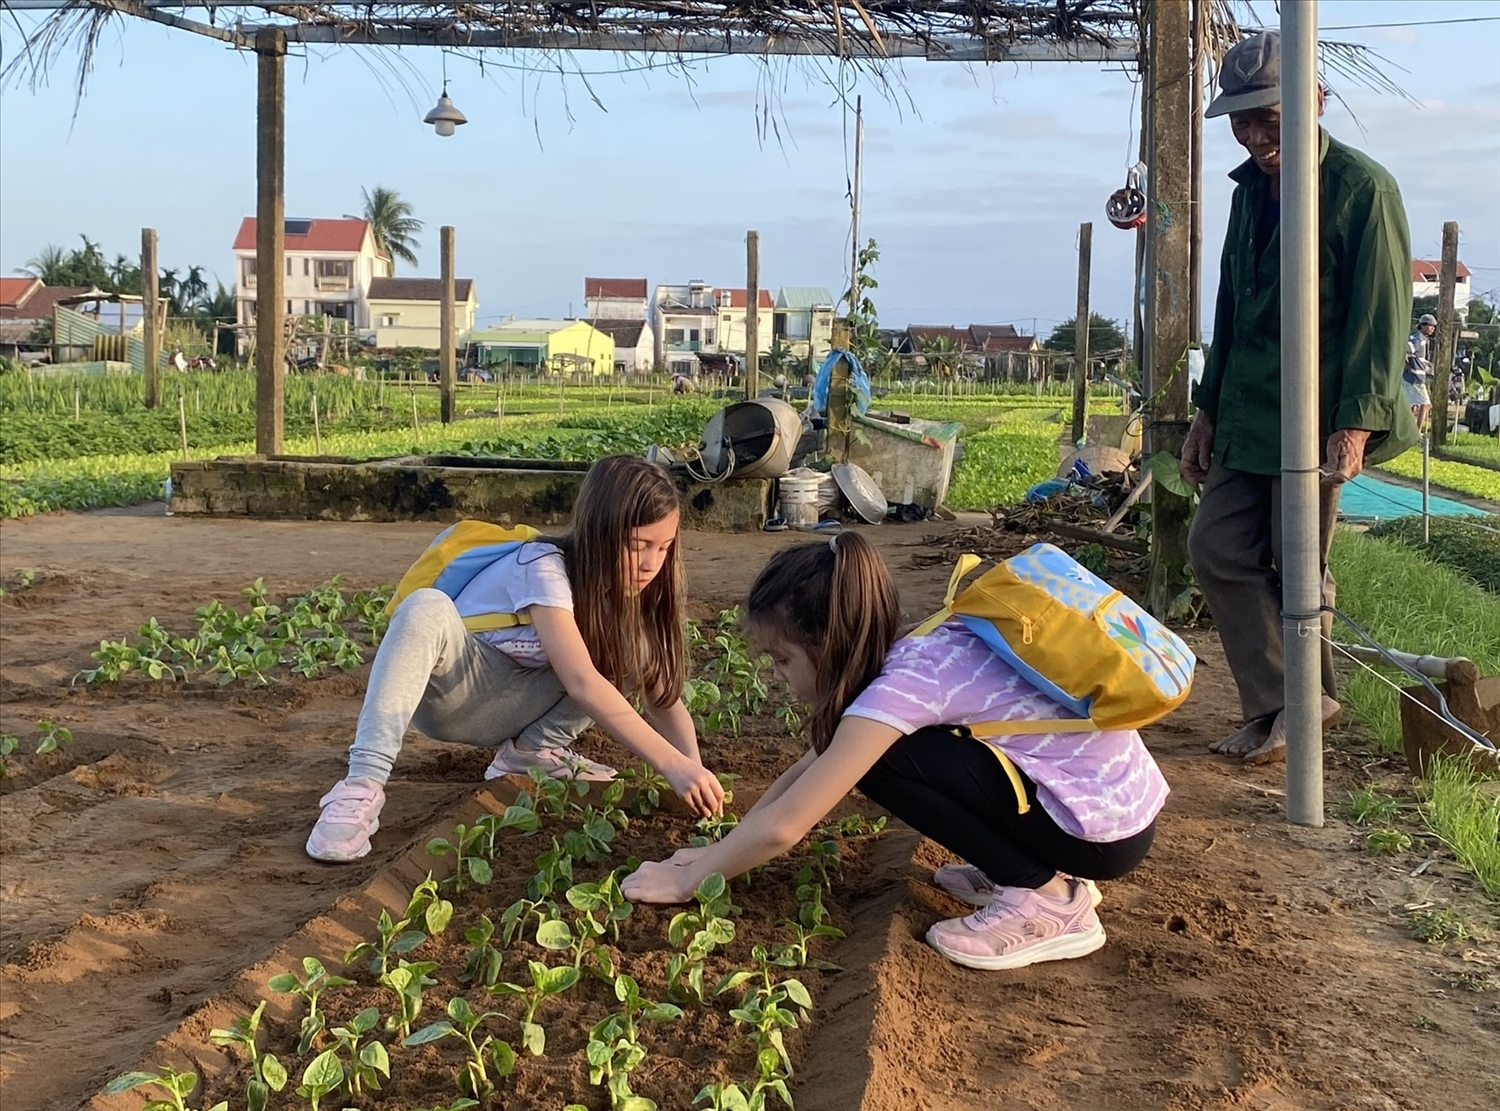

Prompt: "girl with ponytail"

[623,533,1168,972]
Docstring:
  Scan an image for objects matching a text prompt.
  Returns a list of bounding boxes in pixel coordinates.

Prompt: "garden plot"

[2,513,1498,1111]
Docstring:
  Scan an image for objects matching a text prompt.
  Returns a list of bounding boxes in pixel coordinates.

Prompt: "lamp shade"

[424,89,467,136]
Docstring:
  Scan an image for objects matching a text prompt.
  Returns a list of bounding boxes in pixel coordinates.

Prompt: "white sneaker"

[483,739,617,783]
[306,778,385,862]
[932,863,1102,909]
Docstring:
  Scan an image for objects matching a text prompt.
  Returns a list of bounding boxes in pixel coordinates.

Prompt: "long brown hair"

[745,533,900,752]
[538,455,685,707]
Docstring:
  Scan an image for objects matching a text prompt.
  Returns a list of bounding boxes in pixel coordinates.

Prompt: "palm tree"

[20,243,71,284]
[361,186,423,271]
[179,265,210,310]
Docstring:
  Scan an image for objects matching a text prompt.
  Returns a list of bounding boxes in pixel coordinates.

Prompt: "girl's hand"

[621,859,699,904]
[665,761,726,818]
[664,845,713,868]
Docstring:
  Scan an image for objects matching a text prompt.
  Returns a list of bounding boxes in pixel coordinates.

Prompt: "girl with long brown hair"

[307,455,723,863]
[623,533,1166,972]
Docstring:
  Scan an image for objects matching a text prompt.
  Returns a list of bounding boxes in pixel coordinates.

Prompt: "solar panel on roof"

[284,219,312,236]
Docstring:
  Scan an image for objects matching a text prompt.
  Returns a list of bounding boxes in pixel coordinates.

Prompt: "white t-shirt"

[458,542,573,667]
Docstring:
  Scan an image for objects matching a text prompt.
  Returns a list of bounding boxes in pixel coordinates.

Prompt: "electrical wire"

[1319,16,1500,31]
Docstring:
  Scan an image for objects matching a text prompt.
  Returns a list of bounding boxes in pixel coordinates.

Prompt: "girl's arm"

[743,746,817,818]
[621,716,902,903]
[530,606,724,817]
[642,698,700,762]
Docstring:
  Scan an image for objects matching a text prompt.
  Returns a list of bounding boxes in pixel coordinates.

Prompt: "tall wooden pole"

[440,225,457,424]
[745,230,760,399]
[850,96,863,309]
[1188,0,1205,346]
[1431,221,1460,446]
[1144,0,1195,618]
[254,27,287,456]
[141,228,161,409]
[1070,222,1093,445]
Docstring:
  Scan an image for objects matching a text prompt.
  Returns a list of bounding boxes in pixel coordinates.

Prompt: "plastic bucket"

[778,473,823,527]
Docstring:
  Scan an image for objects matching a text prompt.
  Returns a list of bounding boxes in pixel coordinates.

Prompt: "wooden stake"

[142,228,161,408]
[746,230,761,400]
[440,225,456,424]
[178,390,190,461]
[312,387,322,454]
[1070,221,1093,445]
[410,388,421,442]
[1431,221,1460,447]
[74,384,81,422]
[254,27,287,455]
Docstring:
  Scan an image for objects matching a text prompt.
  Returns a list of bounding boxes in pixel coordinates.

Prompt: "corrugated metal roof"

[775,286,834,309]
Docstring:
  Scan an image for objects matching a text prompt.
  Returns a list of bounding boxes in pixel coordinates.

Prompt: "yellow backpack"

[385,521,542,632]
[911,543,1197,811]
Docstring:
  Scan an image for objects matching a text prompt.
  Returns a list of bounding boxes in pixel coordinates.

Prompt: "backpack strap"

[908,553,983,638]
[461,612,532,633]
[950,725,1032,815]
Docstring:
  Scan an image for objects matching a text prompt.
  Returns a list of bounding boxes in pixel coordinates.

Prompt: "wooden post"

[254,27,287,456]
[440,225,457,424]
[1431,221,1460,447]
[1188,0,1205,346]
[1144,0,1195,619]
[745,230,760,400]
[1070,222,1093,445]
[142,228,161,408]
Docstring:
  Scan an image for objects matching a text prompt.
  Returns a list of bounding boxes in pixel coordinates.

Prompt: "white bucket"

[778,473,823,528]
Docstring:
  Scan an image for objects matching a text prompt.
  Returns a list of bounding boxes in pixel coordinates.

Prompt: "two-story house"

[366,277,479,350]
[772,287,835,364]
[232,217,391,347]
[583,278,649,320]
[1412,259,1472,318]
[651,281,776,374]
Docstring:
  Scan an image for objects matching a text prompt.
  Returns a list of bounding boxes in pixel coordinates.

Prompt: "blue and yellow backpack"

[385,521,542,632]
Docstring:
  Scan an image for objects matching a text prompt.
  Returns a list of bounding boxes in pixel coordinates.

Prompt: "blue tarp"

[1339,473,1489,522]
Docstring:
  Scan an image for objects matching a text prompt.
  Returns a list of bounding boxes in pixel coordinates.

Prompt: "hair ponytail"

[745,533,900,752]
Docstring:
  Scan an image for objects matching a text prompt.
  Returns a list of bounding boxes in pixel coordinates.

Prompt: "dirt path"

[1,507,1496,1111]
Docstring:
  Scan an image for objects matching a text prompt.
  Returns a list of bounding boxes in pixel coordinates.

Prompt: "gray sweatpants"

[347,588,593,784]
[1186,464,1341,723]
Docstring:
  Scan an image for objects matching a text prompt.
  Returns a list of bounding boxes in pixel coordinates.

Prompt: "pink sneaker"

[932,864,1103,909]
[925,879,1106,970]
[306,778,385,863]
[483,740,617,783]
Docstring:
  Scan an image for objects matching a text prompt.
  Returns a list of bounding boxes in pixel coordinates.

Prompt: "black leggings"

[856,726,1157,890]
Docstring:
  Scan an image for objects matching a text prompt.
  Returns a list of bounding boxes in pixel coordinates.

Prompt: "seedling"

[489,958,580,1055]
[1410,907,1472,945]
[406,874,455,935]
[378,958,439,1039]
[208,1001,289,1111]
[815,813,888,839]
[528,837,576,901]
[412,1101,479,1111]
[536,902,605,973]
[472,803,541,858]
[328,1006,391,1097]
[268,956,355,1055]
[694,1079,794,1111]
[499,895,559,949]
[616,763,671,817]
[794,837,843,888]
[405,996,516,1099]
[427,821,492,892]
[294,1049,344,1111]
[461,914,505,987]
[523,764,589,816]
[105,1066,227,1111]
[690,811,740,846]
[0,734,16,777]
[584,978,680,1111]
[562,804,620,863]
[345,908,429,976]
[1366,827,1414,855]
[728,976,813,1083]
[567,873,634,943]
[666,873,738,1003]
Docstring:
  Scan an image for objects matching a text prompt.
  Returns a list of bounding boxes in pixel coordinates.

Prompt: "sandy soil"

[1,507,1497,1111]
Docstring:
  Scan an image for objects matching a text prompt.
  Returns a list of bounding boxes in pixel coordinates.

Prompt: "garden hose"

[1323,604,1497,754]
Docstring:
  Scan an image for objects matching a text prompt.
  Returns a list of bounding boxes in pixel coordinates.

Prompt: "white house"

[1412,259,1472,317]
[651,281,778,374]
[772,286,835,363]
[366,277,478,349]
[586,318,654,374]
[583,277,649,320]
[233,217,391,344]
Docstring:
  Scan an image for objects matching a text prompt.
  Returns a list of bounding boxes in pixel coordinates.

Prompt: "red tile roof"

[233,217,377,253]
[0,277,41,309]
[714,287,775,310]
[0,283,95,322]
[585,277,648,300]
[1412,259,1472,281]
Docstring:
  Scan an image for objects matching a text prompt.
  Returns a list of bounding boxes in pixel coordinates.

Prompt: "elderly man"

[1405,312,1438,430]
[1181,31,1418,765]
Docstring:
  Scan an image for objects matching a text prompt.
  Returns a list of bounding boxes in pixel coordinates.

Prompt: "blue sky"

[2,1,1496,340]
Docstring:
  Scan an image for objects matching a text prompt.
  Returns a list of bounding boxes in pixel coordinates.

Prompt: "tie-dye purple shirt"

[844,621,1169,842]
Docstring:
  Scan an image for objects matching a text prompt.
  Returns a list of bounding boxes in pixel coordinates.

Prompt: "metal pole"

[1421,433,1431,543]
[850,96,863,309]
[1280,1,1324,827]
